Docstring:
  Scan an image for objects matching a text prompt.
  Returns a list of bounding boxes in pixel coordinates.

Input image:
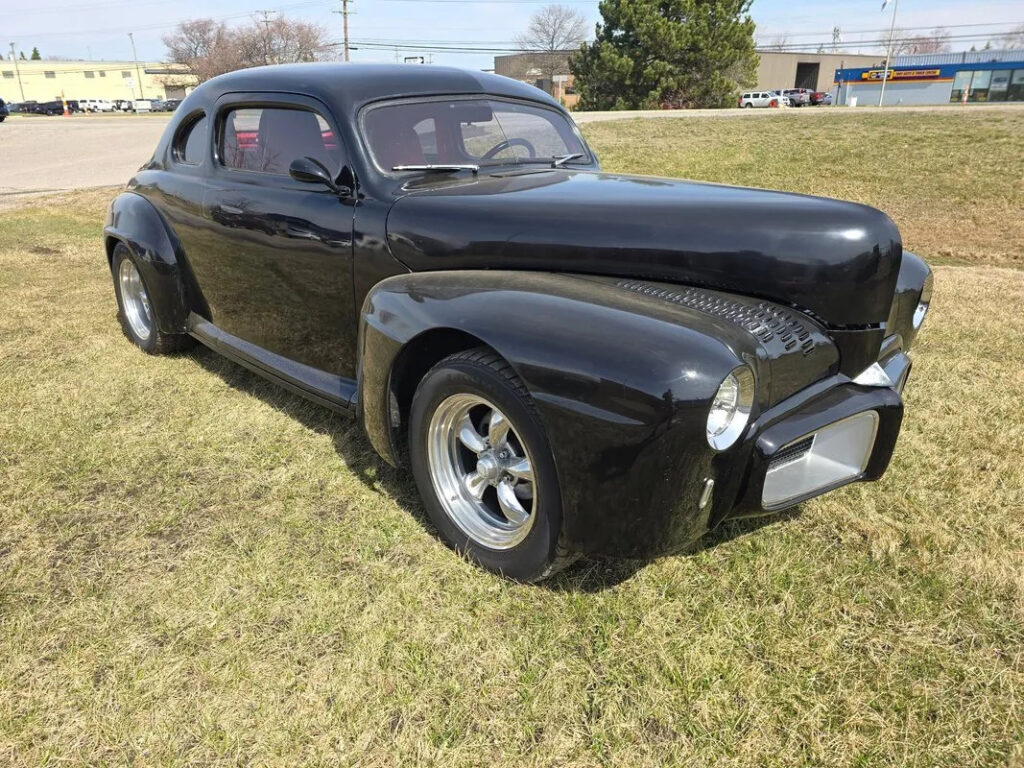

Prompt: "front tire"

[111,243,192,354]
[409,348,576,581]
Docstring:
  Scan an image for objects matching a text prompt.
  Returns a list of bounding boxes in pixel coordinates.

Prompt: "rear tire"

[111,243,193,355]
[409,347,577,581]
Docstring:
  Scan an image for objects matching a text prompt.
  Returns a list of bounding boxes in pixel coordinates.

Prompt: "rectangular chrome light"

[762,411,879,510]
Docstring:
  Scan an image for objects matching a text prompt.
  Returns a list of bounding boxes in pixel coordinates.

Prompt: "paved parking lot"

[0,115,170,196]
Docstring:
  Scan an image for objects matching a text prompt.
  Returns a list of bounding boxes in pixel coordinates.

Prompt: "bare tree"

[235,15,328,67]
[890,27,952,55]
[767,34,790,52]
[515,4,589,93]
[164,15,330,84]
[994,23,1024,50]
[163,19,240,84]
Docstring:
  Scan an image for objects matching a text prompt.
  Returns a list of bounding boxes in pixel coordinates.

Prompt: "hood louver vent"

[616,280,818,357]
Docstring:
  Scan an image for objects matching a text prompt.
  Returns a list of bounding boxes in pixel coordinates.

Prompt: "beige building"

[1,59,196,104]
[493,53,580,109]
[753,51,881,93]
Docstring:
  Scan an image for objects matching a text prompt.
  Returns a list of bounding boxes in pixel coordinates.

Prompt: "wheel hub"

[426,393,537,550]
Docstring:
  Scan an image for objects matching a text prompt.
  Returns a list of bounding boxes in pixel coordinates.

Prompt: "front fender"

[104,192,191,334]
[359,270,773,557]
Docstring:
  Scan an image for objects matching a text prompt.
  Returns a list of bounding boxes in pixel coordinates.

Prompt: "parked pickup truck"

[104,64,932,580]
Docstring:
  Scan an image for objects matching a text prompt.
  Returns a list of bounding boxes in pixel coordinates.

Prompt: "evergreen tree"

[571,0,759,110]
[19,51,26,60]
[30,46,41,60]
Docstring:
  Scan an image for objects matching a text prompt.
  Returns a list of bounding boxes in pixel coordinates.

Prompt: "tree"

[30,46,41,60]
[994,24,1024,49]
[235,15,327,67]
[890,27,951,55]
[163,19,241,83]
[571,0,758,110]
[514,4,589,92]
[163,15,329,84]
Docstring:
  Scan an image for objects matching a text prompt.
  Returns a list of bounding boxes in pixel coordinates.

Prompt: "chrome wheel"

[118,257,153,342]
[426,393,536,549]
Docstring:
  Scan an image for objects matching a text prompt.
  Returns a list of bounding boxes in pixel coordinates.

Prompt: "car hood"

[385,169,902,329]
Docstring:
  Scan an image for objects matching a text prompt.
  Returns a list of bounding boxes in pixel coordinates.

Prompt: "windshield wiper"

[551,152,584,167]
[392,163,479,174]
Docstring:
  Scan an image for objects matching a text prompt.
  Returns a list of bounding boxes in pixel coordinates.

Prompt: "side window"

[220,106,343,175]
[173,114,208,165]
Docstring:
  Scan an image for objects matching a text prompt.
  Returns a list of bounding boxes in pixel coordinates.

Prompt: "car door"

[195,93,357,378]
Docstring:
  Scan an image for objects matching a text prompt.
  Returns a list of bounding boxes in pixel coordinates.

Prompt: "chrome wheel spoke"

[456,414,487,454]
[488,409,510,448]
[463,471,488,501]
[497,480,530,525]
[427,393,537,550]
[505,456,533,483]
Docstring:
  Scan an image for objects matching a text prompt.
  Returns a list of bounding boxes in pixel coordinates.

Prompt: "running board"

[188,315,357,414]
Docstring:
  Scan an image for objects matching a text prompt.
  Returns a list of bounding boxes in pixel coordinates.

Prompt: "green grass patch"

[0,111,1022,766]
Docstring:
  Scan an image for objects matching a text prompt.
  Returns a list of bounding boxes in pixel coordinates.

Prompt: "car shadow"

[187,347,803,593]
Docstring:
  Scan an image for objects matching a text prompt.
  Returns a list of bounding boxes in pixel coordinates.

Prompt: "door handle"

[218,204,244,215]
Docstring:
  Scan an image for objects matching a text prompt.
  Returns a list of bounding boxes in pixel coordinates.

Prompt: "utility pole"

[128,32,144,99]
[878,0,899,107]
[831,26,841,54]
[333,0,352,62]
[9,42,25,101]
[256,10,275,64]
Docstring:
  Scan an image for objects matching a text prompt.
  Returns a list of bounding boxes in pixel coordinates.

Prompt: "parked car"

[782,88,812,107]
[65,99,83,114]
[32,100,65,115]
[149,99,171,112]
[809,91,832,106]
[104,64,932,581]
[739,90,784,108]
[0,98,8,122]
[8,101,37,113]
[81,99,115,113]
[112,99,135,112]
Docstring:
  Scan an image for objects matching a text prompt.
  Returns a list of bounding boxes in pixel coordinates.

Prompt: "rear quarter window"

[173,114,208,165]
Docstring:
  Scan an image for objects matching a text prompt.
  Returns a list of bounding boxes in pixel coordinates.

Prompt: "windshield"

[361,98,589,173]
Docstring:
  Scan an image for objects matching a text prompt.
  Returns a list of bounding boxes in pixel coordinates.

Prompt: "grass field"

[1,109,1022,767]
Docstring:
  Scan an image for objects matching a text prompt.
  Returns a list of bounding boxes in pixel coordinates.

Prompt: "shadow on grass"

[189,346,803,593]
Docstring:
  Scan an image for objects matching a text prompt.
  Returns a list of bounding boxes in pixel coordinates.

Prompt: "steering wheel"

[480,138,537,161]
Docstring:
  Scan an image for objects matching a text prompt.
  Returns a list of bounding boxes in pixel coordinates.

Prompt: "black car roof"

[193,62,560,116]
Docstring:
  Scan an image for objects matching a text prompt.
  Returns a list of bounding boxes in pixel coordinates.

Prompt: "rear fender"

[104,192,191,334]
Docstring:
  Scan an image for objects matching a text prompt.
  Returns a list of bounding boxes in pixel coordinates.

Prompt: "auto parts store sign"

[861,68,942,81]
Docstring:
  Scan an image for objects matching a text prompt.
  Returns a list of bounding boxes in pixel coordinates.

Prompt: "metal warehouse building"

[835,49,1024,106]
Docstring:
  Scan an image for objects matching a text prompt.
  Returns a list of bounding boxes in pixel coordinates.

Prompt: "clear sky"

[2,0,1021,69]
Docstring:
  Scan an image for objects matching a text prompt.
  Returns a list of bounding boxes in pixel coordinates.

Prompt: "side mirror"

[289,157,351,196]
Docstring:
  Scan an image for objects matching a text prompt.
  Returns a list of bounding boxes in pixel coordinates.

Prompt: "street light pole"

[9,42,26,101]
[878,0,899,107]
[128,32,145,99]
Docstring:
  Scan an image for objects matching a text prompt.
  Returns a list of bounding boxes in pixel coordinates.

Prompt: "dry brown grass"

[1,110,1022,766]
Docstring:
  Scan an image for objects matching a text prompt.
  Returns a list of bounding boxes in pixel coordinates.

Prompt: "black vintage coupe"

[104,64,931,581]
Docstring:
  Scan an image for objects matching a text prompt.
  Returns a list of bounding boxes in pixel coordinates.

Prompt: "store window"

[44,71,56,79]
[950,71,971,103]
[989,71,1010,101]
[968,70,992,102]
[2,71,13,79]
[122,71,131,78]
[84,71,95,79]
[1008,69,1024,101]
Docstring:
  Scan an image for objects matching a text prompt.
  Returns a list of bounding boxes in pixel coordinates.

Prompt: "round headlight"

[706,366,755,450]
